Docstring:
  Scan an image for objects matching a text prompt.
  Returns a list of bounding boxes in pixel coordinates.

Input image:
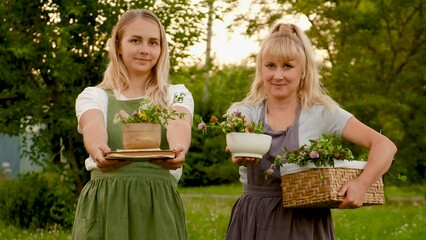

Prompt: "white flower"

[2,162,10,169]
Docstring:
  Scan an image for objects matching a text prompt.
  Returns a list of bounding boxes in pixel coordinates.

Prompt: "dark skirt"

[225,184,334,240]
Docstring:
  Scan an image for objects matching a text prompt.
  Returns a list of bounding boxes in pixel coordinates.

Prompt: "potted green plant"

[198,111,272,159]
[113,93,186,149]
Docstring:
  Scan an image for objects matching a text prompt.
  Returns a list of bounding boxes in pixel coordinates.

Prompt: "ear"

[116,39,122,55]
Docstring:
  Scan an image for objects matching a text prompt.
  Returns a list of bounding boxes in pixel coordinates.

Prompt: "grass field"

[0,184,424,240]
[181,184,426,240]
[333,201,425,240]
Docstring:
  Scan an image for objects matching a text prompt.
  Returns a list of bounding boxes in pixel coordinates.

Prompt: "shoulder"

[301,104,330,114]
[229,102,262,112]
[300,104,352,121]
[298,104,353,144]
[168,84,191,95]
[167,84,194,115]
[75,86,108,115]
[228,102,263,123]
[77,86,108,102]
[167,84,193,102]
[75,87,108,132]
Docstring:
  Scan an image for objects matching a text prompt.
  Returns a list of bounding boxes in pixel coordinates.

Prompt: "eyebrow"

[129,35,160,41]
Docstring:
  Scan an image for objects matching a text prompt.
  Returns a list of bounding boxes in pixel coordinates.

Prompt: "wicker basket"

[280,162,385,208]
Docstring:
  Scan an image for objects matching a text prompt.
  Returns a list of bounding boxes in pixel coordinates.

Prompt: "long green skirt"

[71,163,187,240]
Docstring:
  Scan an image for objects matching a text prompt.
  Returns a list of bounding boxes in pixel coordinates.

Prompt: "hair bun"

[274,23,296,34]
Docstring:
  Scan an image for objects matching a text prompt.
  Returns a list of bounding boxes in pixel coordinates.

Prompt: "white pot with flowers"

[198,111,272,159]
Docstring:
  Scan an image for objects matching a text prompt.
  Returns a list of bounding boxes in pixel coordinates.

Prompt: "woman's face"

[119,17,161,80]
[261,53,303,101]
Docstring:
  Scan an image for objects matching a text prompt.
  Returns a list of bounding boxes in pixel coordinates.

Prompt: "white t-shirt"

[75,84,194,180]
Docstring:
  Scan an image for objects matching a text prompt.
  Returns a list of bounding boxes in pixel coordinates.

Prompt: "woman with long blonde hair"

[72,9,193,239]
[225,23,396,239]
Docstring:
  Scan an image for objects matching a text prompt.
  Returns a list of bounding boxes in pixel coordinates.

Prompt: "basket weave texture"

[281,168,384,208]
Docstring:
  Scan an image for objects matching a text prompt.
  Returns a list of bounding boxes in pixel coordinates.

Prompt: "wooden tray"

[105,149,175,162]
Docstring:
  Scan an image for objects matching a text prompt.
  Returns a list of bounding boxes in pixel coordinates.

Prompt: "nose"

[139,43,149,55]
[273,68,285,80]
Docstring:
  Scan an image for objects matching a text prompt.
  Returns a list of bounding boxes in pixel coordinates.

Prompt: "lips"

[134,58,150,65]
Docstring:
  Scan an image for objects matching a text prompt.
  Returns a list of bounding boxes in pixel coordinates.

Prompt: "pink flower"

[309,151,320,159]
[198,122,206,130]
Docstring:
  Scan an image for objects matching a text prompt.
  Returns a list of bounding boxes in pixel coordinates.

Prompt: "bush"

[0,171,76,230]
[181,125,239,186]
[172,65,254,186]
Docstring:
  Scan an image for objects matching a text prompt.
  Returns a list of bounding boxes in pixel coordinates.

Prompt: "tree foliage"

[171,65,254,186]
[0,0,205,193]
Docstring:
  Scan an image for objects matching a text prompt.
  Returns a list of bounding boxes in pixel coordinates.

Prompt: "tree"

[0,0,205,193]
[199,0,239,114]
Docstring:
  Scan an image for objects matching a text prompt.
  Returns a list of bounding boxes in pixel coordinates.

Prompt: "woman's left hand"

[226,146,260,166]
[338,178,369,209]
[150,144,186,170]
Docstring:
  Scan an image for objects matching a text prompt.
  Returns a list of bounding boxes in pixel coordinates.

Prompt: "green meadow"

[0,184,424,240]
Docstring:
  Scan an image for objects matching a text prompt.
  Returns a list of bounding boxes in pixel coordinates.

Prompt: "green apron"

[71,90,187,240]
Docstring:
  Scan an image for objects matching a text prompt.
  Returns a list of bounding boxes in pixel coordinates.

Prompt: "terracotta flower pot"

[226,132,272,158]
[122,123,161,149]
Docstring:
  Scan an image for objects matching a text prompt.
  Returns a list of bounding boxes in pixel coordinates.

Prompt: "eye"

[265,63,276,69]
[149,40,159,46]
[130,38,140,44]
[283,63,293,69]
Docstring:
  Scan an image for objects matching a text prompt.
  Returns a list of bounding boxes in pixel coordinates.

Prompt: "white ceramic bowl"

[226,132,272,158]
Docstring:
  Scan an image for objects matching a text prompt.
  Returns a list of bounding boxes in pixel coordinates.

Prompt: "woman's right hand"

[91,144,132,172]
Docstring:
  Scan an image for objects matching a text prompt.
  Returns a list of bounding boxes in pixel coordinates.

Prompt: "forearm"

[358,135,397,187]
[342,117,397,188]
[82,124,108,155]
[166,108,192,152]
[80,110,109,156]
[167,121,191,151]
[339,127,397,208]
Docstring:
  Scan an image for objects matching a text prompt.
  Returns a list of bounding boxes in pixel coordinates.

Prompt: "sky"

[187,0,312,66]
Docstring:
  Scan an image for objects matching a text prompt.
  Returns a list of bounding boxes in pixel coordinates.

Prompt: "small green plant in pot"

[113,93,186,149]
[198,111,272,159]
